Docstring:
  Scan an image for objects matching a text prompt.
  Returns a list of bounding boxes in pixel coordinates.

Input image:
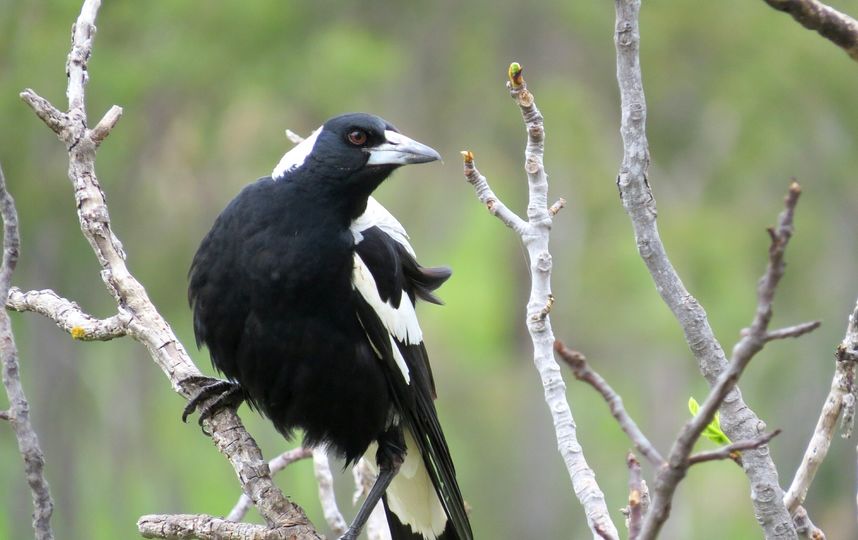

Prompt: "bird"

[185,113,473,540]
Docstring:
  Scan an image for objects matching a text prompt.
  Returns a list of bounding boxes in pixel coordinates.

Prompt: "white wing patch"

[351,197,416,257]
[272,126,322,180]
[352,252,423,383]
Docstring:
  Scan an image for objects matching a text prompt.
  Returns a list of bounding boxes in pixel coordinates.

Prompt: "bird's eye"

[347,129,368,146]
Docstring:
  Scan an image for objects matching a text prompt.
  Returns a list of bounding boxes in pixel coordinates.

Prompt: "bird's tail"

[365,429,457,540]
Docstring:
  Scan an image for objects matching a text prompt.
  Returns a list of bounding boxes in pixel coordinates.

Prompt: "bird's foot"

[181,375,244,431]
[338,530,358,540]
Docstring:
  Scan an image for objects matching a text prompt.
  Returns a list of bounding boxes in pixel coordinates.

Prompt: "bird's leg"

[340,429,406,540]
[181,375,244,430]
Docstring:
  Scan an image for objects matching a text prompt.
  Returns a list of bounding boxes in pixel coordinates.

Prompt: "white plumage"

[271,126,322,180]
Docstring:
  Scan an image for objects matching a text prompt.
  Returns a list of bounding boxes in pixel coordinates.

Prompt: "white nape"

[272,126,322,180]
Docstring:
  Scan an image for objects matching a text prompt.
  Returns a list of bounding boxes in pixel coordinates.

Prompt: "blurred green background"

[2,0,858,538]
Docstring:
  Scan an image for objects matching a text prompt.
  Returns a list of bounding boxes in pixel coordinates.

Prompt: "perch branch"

[20,1,321,538]
[463,63,618,540]
[226,447,313,522]
[0,163,55,540]
[6,287,129,341]
[614,1,797,537]
[138,515,304,540]
[555,341,664,467]
[784,297,858,513]
[762,0,858,62]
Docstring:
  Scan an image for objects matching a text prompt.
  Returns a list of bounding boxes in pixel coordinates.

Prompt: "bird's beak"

[366,130,441,166]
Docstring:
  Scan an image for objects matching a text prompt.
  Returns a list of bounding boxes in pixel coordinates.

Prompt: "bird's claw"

[181,376,244,433]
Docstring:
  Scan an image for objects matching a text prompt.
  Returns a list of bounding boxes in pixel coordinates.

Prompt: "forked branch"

[463,63,619,540]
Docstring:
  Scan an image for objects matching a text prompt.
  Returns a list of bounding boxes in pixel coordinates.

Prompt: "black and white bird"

[186,113,473,540]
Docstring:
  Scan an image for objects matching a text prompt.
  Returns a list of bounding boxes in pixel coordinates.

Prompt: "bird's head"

[272,113,440,215]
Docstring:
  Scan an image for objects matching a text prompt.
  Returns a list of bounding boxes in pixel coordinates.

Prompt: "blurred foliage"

[1,0,858,539]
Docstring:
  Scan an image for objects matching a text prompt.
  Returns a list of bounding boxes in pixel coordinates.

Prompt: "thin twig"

[762,0,858,61]
[555,341,664,467]
[0,163,55,540]
[764,321,822,342]
[626,453,643,540]
[613,1,797,537]
[784,297,858,513]
[463,64,618,540]
[313,449,348,536]
[687,430,781,465]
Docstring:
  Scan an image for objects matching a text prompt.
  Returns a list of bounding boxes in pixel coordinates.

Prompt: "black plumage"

[187,113,472,540]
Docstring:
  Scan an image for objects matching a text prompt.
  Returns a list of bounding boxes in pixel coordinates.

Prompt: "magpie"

[186,113,473,540]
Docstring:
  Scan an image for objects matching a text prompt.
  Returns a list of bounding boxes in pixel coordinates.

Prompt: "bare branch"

[313,449,348,536]
[6,287,129,341]
[0,163,55,540]
[764,320,822,342]
[792,505,827,539]
[784,297,858,513]
[626,453,643,540]
[636,182,802,539]
[687,430,781,466]
[763,0,858,61]
[613,1,796,536]
[19,90,67,136]
[21,1,322,538]
[138,514,315,540]
[555,341,664,467]
[461,151,529,235]
[91,105,123,145]
[464,65,619,540]
[227,447,313,522]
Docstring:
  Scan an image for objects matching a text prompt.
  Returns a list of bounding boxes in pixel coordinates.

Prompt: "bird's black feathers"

[188,113,471,540]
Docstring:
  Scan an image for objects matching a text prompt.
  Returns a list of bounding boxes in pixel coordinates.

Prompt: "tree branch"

[784,296,858,513]
[138,514,306,540]
[313,449,348,536]
[226,447,313,522]
[555,341,664,467]
[626,453,643,540]
[636,182,801,539]
[6,287,130,341]
[613,1,797,537]
[463,64,619,540]
[764,321,821,342]
[0,162,55,540]
[20,1,322,538]
[762,0,858,61]
[687,430,781,466]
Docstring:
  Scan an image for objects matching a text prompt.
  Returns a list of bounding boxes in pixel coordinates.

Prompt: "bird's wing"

[351,219,471,539]
[188,194,250,382]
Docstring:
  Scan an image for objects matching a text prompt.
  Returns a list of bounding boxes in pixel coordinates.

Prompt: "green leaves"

[688,397,731,446]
